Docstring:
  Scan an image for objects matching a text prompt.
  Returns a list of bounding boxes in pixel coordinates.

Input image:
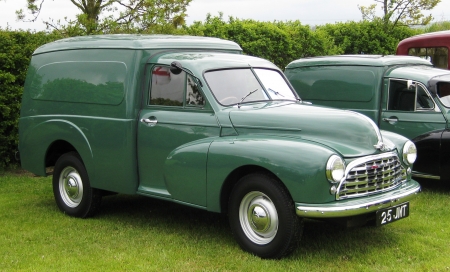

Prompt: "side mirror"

[169,61,203,87]
[407,80,416,90]
[170,61,183,75]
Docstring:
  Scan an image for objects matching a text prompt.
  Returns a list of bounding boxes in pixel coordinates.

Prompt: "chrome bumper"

[295,180,421,218]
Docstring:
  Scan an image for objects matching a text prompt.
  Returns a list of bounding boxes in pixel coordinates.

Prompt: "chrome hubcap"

[239,191,278,245]
[59,166,83,208]
[249,205,270,232]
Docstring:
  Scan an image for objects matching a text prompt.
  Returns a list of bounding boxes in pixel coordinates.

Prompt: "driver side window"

[387,79,434,111]
[149,65,205,107]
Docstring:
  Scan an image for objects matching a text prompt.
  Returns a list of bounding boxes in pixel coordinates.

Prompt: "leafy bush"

[0,29,61,169]
[186,14,341,68]
[317,20,418,55]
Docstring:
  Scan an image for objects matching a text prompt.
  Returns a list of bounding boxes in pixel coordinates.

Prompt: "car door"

[380,78,446,177]
[380,78,446,140]
[137,64,220,206]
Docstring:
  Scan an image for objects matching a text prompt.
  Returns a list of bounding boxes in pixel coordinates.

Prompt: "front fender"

[380,129,408,152]
[206,135,336,212]
[19,118,94,178]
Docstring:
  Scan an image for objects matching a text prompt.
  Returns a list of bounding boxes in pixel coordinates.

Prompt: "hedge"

[0,19,441,169]
[0,29,61,169]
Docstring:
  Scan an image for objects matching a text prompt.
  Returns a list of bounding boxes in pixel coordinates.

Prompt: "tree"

[16,0,192,35]
[358,0,441,27]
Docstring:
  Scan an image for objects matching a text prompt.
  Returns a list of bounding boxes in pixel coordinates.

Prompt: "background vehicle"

[285,55,450,181]
[19,36,420,258]
[397,30,450,70]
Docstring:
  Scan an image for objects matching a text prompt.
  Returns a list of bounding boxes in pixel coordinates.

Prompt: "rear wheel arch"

[21,120,94,177]
[45,140,77,168]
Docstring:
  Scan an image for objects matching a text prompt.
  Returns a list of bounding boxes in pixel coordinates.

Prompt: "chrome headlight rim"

[403,140,417,165]
[326,155,346,183]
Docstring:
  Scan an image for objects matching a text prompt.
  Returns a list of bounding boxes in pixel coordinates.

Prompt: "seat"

[395,91,415,111]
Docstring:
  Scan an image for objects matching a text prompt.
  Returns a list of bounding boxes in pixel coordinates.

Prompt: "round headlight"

[326,155,345,183]
[403,140,417,165]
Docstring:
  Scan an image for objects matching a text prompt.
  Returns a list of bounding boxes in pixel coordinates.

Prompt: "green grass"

[1,172,449,271]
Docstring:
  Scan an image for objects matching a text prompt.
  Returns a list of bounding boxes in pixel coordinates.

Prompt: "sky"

[0,0,450,31]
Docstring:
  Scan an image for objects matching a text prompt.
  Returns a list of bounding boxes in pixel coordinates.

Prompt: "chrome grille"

[337,153,406,200]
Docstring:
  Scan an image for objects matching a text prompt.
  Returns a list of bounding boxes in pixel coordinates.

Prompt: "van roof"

[33,34,243,55]
[285,55,432,69]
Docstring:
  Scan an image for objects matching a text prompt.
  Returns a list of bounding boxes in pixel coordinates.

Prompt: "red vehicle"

[397,30,450,69]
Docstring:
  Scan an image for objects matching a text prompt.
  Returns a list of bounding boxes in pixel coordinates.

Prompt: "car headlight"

[326,155,345,183]
[403,140,417,165]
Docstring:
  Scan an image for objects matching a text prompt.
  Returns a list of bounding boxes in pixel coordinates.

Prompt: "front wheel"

[53,152,102,218]
[228,173,302,259]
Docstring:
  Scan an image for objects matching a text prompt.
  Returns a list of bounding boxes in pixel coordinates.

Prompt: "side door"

[380,78,446,140]
[137,64,220,207]
[380,78,445,177]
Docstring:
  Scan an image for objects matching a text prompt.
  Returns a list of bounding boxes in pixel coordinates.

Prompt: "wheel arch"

[20,119,94,179]
[206,137,336,213]
[45,140,77,169]
[219,165,291,214]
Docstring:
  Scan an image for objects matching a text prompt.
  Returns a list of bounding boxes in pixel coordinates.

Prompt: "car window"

[150,65,205,107]
[186,76,205,106]
[437,82,450,107]
[204,68,296,106]
[416,85,434,110]
[254,69,297,100]
[387,79,434,111]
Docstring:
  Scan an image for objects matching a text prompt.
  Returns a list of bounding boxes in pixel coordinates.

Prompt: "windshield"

[437,81,450,107]
[204,68,297,106]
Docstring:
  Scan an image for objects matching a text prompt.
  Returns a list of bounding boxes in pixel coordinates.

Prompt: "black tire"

[228,173,303,259]
[53,152,102,218]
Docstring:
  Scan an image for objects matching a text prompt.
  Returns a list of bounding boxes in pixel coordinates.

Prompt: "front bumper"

[295,180,421,218]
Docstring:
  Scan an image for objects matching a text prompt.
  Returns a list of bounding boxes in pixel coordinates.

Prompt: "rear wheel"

[228,173,302,259]
[53,152,101,218]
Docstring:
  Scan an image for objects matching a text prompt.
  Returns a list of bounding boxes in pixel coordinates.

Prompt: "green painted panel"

[286,66,377,102]
[32,61,126,105]
[205,136,337,212]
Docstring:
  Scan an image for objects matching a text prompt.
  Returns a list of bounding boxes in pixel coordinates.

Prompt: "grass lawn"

[1,171,449,271]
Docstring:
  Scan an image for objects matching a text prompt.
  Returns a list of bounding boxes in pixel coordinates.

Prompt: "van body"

[19,36,420,258]
[285,55,450,181]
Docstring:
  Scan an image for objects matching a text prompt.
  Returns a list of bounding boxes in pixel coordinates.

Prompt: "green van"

[19,37,420,258]
[285,55,450,181]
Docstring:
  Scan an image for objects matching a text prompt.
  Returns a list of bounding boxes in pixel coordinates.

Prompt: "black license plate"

[376,202,409,226]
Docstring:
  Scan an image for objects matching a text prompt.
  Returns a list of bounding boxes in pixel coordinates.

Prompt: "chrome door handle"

[382,117,398,123]
[141,118,158,126]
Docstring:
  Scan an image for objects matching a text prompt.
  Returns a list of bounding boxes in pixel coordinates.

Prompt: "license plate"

[376,202,409,226]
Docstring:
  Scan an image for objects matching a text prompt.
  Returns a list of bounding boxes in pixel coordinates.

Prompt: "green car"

[19,35,420,259]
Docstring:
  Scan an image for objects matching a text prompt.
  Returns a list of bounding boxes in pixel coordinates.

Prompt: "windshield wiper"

[238,88,259,108]
[267,88,285,97]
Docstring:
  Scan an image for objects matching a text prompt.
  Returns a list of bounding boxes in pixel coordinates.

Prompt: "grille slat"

[337,154,406,199]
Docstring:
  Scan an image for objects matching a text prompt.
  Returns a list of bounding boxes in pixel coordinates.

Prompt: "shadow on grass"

[95,193,400,259]
[97,194,234,245]
[414,177,450,194]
